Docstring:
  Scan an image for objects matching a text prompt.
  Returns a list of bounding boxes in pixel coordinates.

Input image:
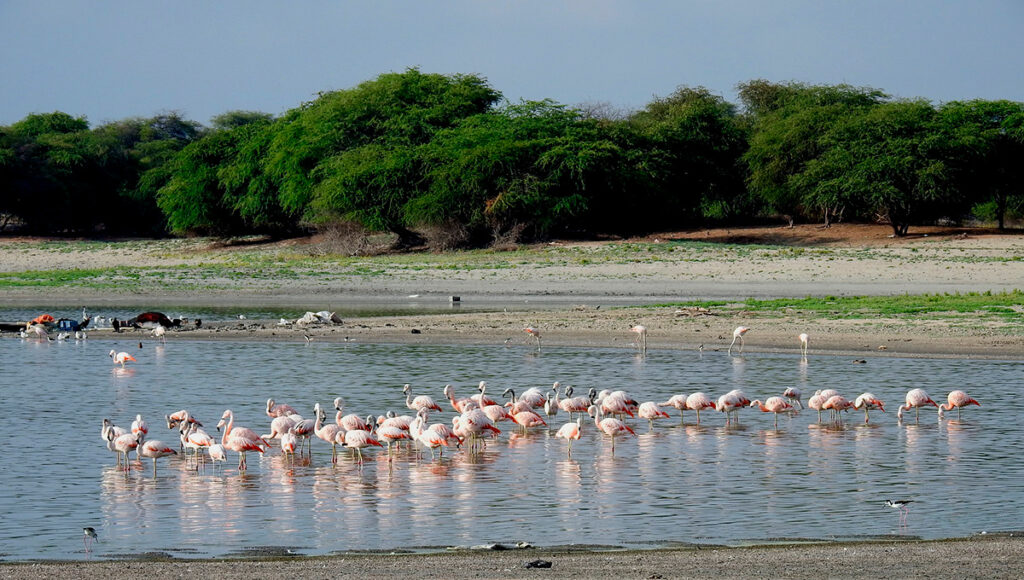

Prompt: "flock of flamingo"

[98,325,984,475]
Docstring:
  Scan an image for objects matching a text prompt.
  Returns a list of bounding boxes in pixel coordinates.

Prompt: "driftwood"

[673,306,716,317]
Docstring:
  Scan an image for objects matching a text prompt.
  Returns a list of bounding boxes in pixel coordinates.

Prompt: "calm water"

[0,336,1020,561]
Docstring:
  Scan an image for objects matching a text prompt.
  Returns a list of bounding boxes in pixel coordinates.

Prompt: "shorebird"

[83,527,99,552]
[885,499,913,524]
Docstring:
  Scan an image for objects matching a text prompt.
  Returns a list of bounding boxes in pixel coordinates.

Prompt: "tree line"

[2,69,1022,246]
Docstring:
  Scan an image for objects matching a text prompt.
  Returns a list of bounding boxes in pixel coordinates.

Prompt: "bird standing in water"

[885,499,913,525]
[83,527,98,552]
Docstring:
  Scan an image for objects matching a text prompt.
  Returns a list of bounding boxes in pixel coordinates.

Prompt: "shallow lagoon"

[0,336,1018,561]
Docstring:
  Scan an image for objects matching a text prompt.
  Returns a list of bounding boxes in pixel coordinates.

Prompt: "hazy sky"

[3,1,1023,126]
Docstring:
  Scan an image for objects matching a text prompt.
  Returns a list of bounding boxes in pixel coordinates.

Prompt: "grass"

[654,291,1024,322]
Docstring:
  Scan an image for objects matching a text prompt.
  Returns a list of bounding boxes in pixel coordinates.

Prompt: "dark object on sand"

[112,318,121,333]
[127,312,181,329]
[524,559,552,569]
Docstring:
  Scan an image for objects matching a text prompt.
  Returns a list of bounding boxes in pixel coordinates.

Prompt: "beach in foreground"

[3,535,1021,579]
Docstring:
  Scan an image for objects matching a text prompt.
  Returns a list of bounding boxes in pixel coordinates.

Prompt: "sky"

[2,1,1023,127]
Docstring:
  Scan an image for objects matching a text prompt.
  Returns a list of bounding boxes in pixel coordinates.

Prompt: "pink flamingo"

[180,418,215,467]
[403,384,442,413]
[138,439,177,476]
[589,405,635,454]
[524,326,542,349]
[749,396,794,427]
[472,381,499,407]
[728,326,750,354]
[638,402,670,429]
[798,333,809,356]
[823,395,854,423]
[598,390,636,419]
[716,389,750,425]
[377,410,415,431]
[630,324,648,353]
[853,393,886,424]
[481,403,513,424]
[131,414,148,439]
[165,410,202,429]
[266,398,297,418]
[685,392,717,424]
[658,394,689,424]
[897,388,939,422]
[375,424,411,461]
[280,426,298,462]
[216,409,267,470]
[262,415,296,441]
[806,392,827,422]
[938,390,981,420]
[109,350,136,368]
[782,387,803,409]
[555,417,583,457]
[410,413,450,459]
[209,443,227,468]
[333,398,371,431]
[510,409,547,432]
[106,429,139,470]
[443,384,474,413]
[313,404,345,464]
[560,386,594,420]
[457,408,501,450]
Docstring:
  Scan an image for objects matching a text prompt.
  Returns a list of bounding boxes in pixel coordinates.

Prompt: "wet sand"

[3,535,1021,578]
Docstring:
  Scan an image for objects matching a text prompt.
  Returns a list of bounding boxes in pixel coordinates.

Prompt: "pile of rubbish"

[280,311,343,326]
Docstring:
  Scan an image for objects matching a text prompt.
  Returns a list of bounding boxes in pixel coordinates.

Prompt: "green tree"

[740,81,887,226]
[938,100,1024,229]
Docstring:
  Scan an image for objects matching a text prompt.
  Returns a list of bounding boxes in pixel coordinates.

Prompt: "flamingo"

[473,381,499,407]
[266,398,298,418]
[524,326,542,349]
[109,350,136,368]
[290,415,317,455]
[853,393,886,424]
[131,414,148,440]
[138,439,177,476]
[443,384,474,413]
[823,395,854,423]
[410,412,451,459]
[377,410,415,431]
[519,386,548,409]
[262,415,296,441]
[798,333,809,356]
[403,384,442,413]
[938,390,981,420]
[208,443,227,468]
[685,392,717,424]
[897,388,939,422]
[807,392,827,422]
[375,424,411,461]
[280,426,299,462]
[456,407,501,450]
[716,390,749,425]
[658,394,689,424]
[555,417,583,457]
[502,388,534,414]
[543,383,561,421]
[332,397,371,431]
[638,401,670,429]
[102,419,129,464]
[728,326,750,354]
[598,390,636,419]
[630,324,648,353]
[749,397,794,427]
[589,405,635,454]
[560,385,594,420]
[179,418,214,467]
[313,404,345,464]
[106,429,139,470]
[165,410,202,429]
[510,409,547,432]
[782,387,803,409]
[152,325,167,342]
[216,409,267,470]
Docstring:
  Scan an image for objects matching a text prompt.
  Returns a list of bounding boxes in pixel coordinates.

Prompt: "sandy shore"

[3,535,1021,578]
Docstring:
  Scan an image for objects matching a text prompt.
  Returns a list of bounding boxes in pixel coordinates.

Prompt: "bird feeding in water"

[728,326,749,354]
[83,527,98,552]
